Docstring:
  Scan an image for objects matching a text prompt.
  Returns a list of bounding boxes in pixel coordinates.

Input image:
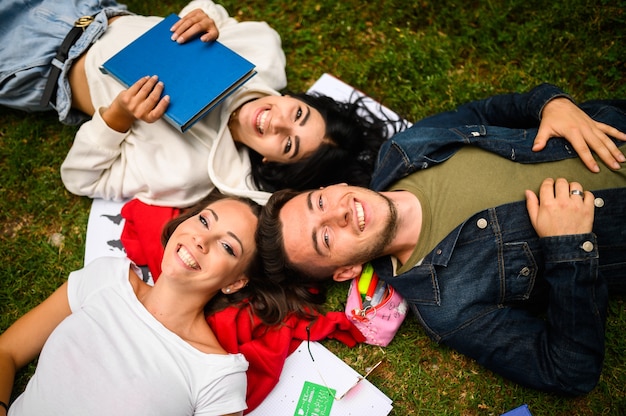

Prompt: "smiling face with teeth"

[160,199,257,291]
[279,184,398,281]
[228,95,327,164]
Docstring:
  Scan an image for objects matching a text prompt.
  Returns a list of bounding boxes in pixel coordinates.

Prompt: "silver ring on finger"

[570,189,584,197]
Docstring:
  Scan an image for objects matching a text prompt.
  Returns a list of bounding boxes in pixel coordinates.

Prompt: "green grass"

[1,0,625,414]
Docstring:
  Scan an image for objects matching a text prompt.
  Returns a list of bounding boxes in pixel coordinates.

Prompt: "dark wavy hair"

[161,190,325,325]
[249,91,406,192]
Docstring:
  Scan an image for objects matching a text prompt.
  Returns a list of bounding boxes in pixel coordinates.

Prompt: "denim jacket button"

[594,197,605,208]
[476,218,488,229]
[520,266,530,276]
[581,241,594,252]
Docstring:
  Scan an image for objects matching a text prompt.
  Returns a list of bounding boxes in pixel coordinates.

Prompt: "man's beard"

[352,192,398,265]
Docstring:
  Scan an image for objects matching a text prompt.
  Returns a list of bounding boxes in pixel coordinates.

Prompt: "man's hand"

[525,177,595,237]
[102,75,170,132]
[170,9,219,43]
[533,98,626,172]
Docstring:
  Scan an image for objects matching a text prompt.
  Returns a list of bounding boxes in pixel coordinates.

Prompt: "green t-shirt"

[390,146,626,274]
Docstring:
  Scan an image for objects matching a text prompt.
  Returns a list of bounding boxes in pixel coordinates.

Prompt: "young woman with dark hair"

[0,0,400,207]
[0,195,271,415]
[250,93,405,191]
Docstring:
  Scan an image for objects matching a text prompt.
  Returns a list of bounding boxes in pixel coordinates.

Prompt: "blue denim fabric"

[0,0,130,125]
[373,187,626,395]
[370,88,626,395]
[371,84,626,190]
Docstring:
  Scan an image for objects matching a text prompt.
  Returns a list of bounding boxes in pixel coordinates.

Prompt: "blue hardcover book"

[100,14,256,132]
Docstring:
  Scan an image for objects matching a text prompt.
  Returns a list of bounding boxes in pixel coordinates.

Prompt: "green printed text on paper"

[294,381,335,416]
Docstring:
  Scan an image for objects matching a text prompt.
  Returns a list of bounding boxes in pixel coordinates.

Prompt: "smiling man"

[276,185,404,280]
[256,87,626,397]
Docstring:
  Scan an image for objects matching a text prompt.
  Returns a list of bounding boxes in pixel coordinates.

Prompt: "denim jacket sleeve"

[371,84,572,191]
[413,83,572,128]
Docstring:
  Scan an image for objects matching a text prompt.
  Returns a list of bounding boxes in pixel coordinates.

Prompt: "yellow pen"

[358,262,374,295]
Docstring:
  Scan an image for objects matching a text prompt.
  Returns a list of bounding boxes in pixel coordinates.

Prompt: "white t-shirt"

[9,257,248,416]
[60,0,287,206]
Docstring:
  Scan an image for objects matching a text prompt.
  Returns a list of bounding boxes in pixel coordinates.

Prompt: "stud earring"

[225,288,231,293]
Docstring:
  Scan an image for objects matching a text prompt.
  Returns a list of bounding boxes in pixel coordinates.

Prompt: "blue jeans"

[0,0,129,125]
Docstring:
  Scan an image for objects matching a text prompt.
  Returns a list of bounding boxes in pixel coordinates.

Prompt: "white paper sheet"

[84,198,127,266]
[248,341,392,416]
[307,73,410,137]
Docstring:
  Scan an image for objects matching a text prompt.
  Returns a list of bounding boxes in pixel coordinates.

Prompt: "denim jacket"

[370,85,626,395]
